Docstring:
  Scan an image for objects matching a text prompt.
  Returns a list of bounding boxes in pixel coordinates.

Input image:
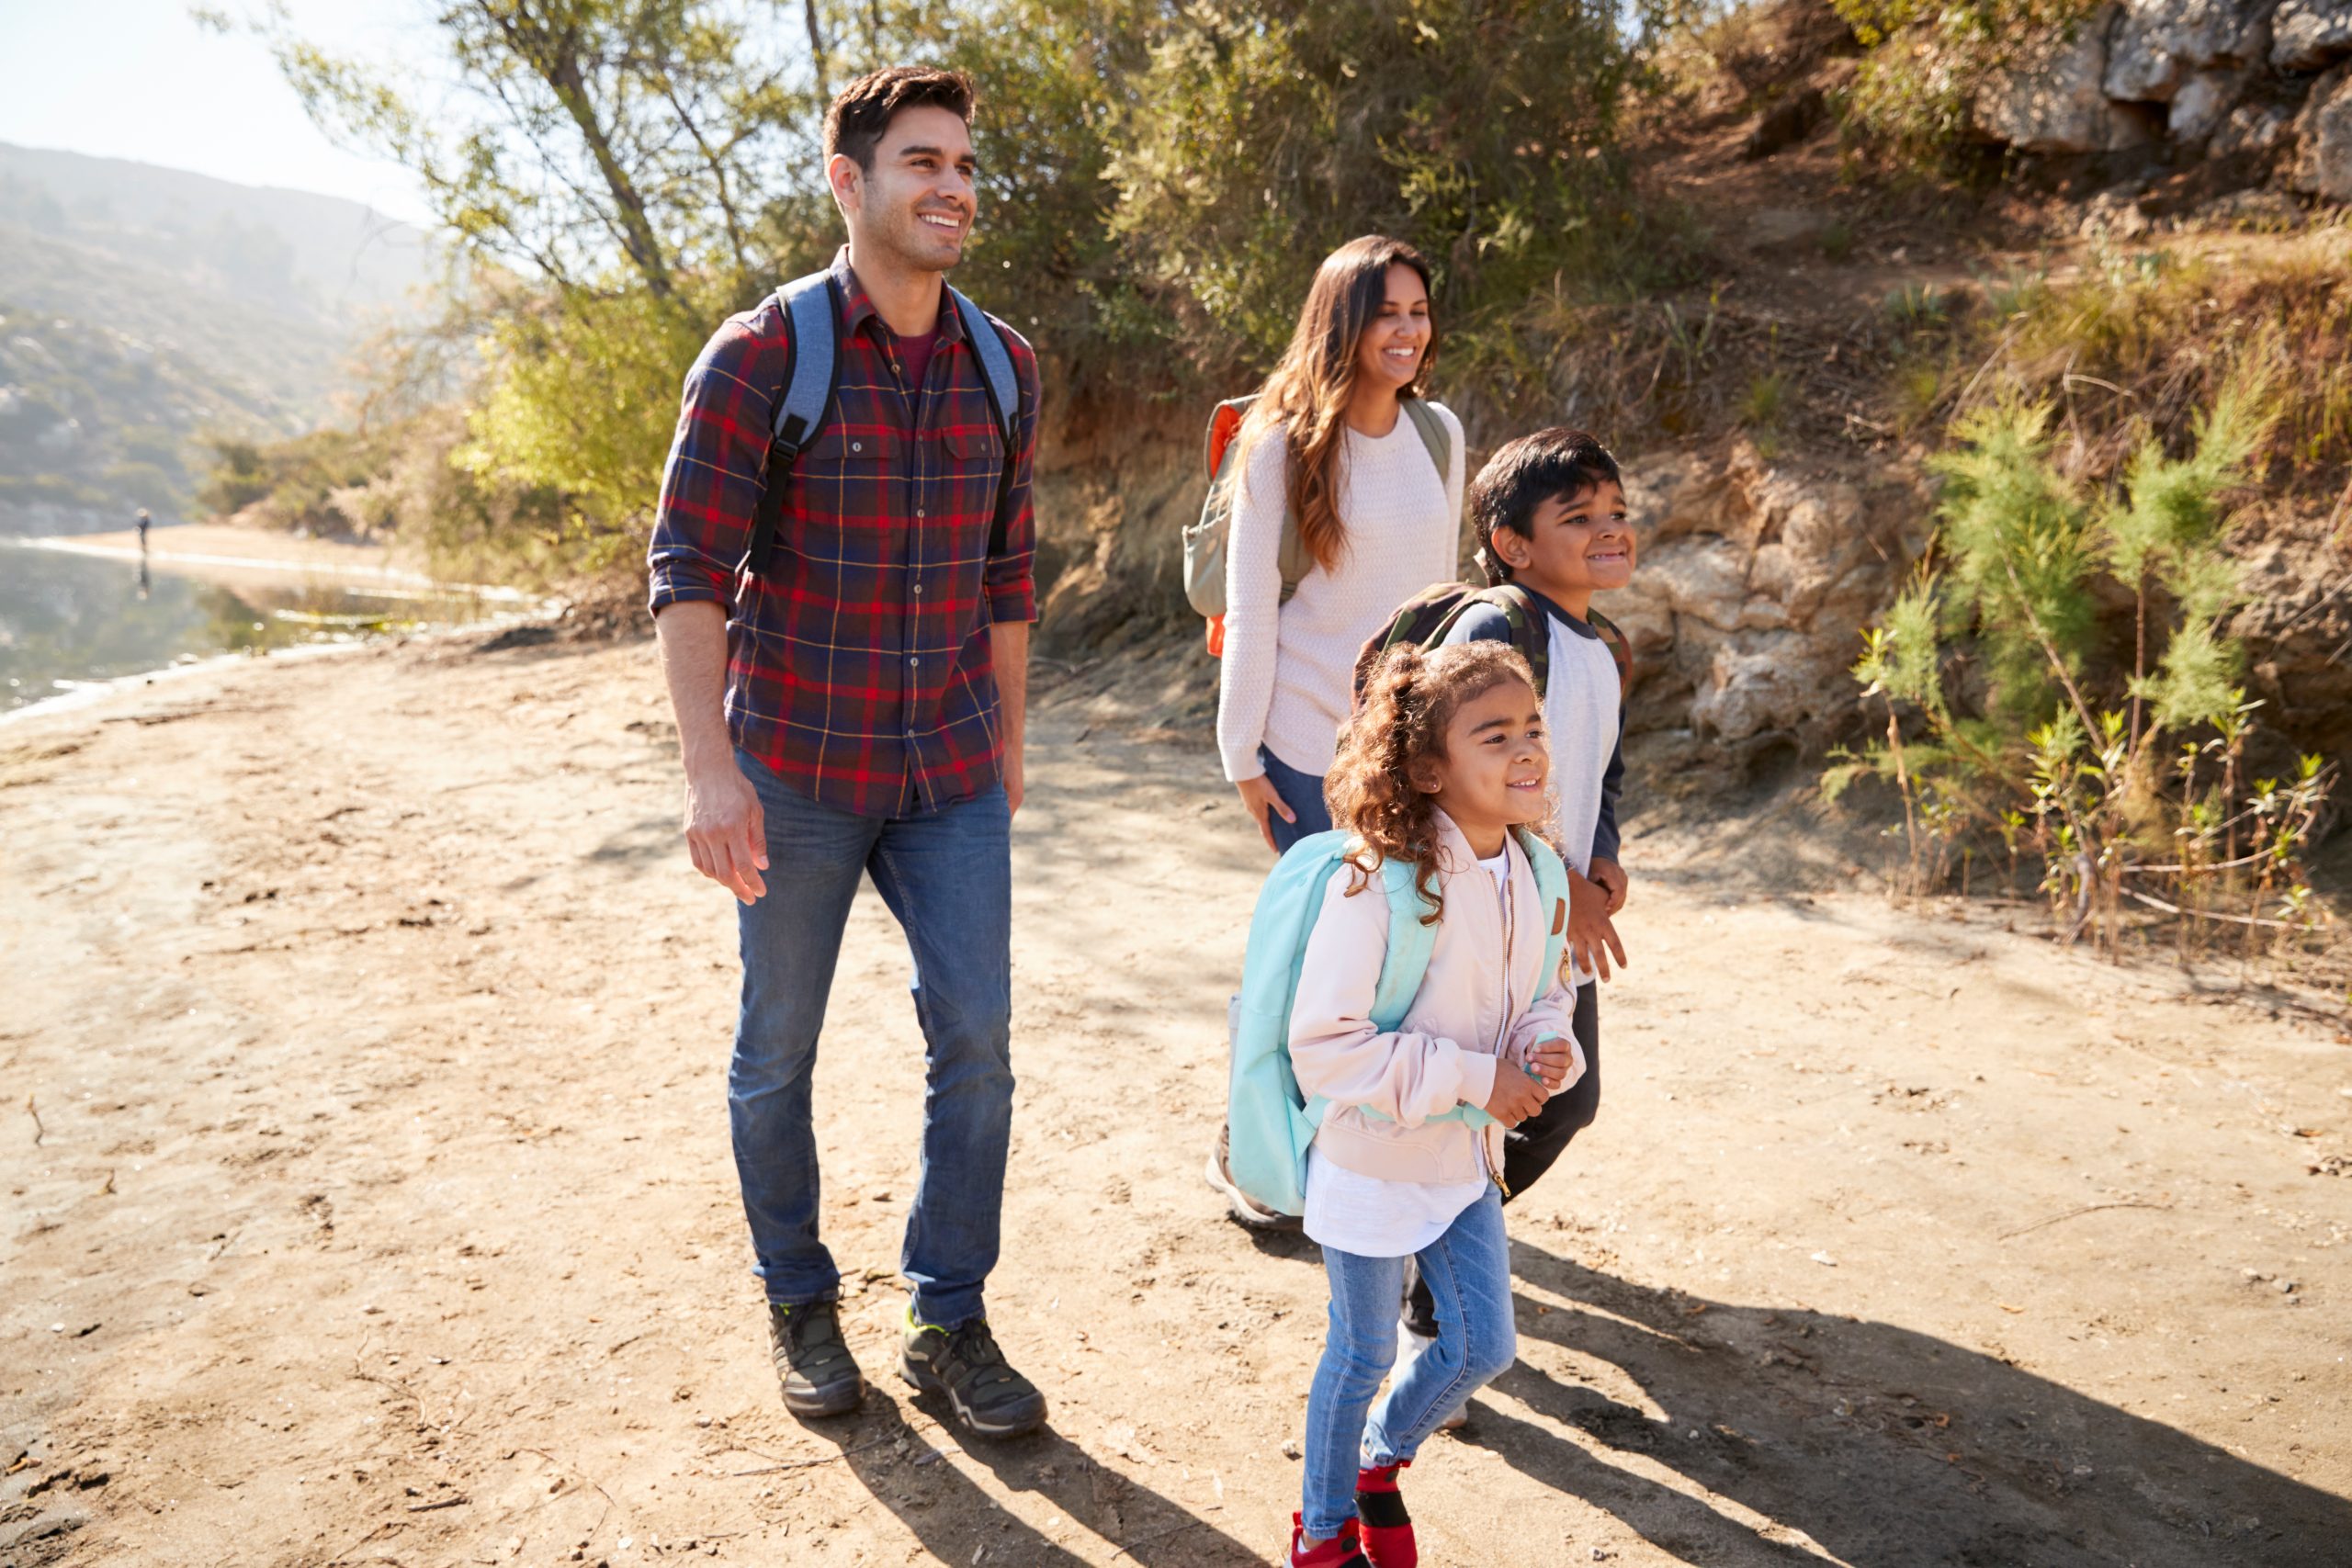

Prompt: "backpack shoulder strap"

[744,271,841,577]
[1464,581,1553,698]
[1370,854,1441,1030]
[946,286,1024,560]
[1584,605,1634,700]
[948,286,1020,447]
[1515,826,1573,995]
[1401,398,1453,484]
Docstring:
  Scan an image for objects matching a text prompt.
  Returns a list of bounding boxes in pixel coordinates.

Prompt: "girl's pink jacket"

[1288,810,1580,1190]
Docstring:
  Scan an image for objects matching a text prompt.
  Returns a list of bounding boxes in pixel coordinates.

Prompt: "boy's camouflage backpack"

[1350,581,1631,708]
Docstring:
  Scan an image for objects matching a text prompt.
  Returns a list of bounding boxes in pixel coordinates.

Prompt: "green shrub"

[1829,379,2335,956]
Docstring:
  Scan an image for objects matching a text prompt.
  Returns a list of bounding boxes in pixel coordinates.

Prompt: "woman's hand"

[1235,774,1296,855]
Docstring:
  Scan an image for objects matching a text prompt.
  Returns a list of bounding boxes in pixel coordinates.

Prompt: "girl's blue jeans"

[1302,1185,1517,1539]
[1259,744,1332,853]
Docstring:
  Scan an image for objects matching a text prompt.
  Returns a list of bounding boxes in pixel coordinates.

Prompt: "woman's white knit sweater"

[1216,401,1465,783]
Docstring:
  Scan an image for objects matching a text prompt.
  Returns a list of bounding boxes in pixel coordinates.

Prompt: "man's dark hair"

[823,66,976,172]
[1468,427,1623,585]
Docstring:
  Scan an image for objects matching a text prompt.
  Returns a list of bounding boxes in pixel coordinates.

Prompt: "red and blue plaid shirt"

[647,248,1039,818]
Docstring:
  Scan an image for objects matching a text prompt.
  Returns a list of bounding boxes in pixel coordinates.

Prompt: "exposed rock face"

[2105,0,2278,103]
[1974,6,2154,151]
[2290,62,2352,197]
[2211,95,2300,152]
[2270,0,2352,70]
[1606,446,1916,751]
[2170,65,2256,136]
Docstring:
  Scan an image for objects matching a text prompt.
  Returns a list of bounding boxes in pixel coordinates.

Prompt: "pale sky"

[0,0,437,227]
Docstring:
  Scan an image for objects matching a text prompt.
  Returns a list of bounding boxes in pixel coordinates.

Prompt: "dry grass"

[1933,229,2352,496]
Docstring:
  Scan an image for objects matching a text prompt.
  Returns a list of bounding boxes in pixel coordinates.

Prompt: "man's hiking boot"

[1205,1123,1303,1232]
[767,1299,864,1418]
[1288,1516,1371,1567]
[899,1310,1047,1438]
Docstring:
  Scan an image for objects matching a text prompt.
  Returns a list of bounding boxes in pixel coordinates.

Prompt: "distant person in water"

[135,509,150,551]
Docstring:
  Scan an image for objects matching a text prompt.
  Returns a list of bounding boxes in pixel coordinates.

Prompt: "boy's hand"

[1587,856,1630,915]
[1481,1064,1548,1129]
[1566,868,1628,982]
[1525,1033,1584,1092]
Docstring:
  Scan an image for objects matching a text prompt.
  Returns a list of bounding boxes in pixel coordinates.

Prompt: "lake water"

[0,541,503,715]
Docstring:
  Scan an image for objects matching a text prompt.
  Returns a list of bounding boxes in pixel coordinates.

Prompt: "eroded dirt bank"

[2,635,2346,1567]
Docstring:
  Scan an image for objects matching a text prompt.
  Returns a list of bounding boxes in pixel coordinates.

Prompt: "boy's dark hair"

[1468,427,1623,585]
[823,67,977,172]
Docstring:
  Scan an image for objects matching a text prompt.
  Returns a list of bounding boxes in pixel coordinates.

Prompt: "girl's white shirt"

[1216,401,1465,784]
[1300,840,1519,1258]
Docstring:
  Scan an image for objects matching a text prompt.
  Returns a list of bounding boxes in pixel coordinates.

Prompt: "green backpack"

[1351,580,1633,707]
[1182,395,1453,657]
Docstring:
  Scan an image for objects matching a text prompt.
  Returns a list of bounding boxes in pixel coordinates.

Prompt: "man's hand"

[651,601,768,904]
[685,762,768,904]
[990,619,1029,818]
[1002,746,1025,817]
[1524,1033,1585,1092]
[1587,855,1630,915]
[1566,867,1629,981]
[1482,1063,1549,1128]
[1235,774,1296,855]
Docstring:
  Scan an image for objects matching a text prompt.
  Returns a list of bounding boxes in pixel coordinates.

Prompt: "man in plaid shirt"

[647,66,1046,1439]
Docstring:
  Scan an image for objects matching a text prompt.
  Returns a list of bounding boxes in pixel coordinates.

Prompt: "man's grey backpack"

[1180,394,1451,656]
[740,269,1023,576]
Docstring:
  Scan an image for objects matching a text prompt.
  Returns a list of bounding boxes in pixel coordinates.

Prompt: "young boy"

[1407,427,1635,1402]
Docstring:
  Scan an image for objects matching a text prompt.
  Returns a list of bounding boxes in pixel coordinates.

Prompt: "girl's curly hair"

[1326,640,1549,923]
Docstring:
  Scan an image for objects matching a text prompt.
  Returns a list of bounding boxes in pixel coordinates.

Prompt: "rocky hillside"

[0,145,434,535]
[1025,2,2351,795]
[1975,0,2349,193]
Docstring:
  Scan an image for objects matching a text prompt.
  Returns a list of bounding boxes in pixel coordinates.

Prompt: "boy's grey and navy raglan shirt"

[1442,585,1624,874]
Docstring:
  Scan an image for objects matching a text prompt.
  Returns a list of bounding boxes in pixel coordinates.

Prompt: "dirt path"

[2,635,2346,1567]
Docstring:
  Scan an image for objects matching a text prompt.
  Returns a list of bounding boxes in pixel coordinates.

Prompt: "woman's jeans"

[1260,744,1332,854]
[729,752,1013,1331]
[1302,1187,1516,1539]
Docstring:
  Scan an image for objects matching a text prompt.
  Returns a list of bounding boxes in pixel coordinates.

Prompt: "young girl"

[1284,641,1584,1567]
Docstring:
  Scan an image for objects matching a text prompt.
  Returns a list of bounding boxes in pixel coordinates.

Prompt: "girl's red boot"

[1288,1514,1371,1567]
[1353,1461,1416,1567]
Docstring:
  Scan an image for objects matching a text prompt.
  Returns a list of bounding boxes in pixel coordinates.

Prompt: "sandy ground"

[2,631,2348,1568]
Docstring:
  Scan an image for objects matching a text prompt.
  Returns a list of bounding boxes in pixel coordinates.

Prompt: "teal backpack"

[1225,825,1572,1217]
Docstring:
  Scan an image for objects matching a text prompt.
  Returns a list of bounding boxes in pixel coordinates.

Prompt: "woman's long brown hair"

[1326,641,1550,925]
[1239,235,1439,575]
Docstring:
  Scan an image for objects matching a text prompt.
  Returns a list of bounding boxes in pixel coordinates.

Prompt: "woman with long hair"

[1216,235,1465,856]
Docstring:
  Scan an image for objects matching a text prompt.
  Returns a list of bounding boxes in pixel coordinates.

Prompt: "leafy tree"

[1106,0,1645,367]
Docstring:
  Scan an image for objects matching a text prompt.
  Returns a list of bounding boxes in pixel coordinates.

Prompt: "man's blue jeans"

[1301,1187,1516,1540]
[730,752,1013,1330]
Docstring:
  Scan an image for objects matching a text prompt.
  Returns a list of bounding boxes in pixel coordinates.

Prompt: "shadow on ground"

[803,1391,1266,1566]
[1466,1244,2347,1567]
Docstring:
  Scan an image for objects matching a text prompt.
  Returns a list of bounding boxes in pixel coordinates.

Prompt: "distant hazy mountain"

[0,143,437,534]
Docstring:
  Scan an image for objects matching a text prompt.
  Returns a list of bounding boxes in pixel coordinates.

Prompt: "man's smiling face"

[834,104,977,274]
